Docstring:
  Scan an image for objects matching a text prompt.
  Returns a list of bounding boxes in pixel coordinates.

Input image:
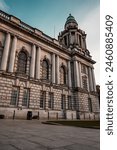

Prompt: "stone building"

[0,10,99,119]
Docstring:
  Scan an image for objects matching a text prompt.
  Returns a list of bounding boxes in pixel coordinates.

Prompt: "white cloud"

[79,6,100,84]
[0,0,9,11]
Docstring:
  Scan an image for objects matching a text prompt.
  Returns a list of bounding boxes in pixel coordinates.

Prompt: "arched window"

[42,60,49,80]
[17,51,27,74]
[60,66,66,84]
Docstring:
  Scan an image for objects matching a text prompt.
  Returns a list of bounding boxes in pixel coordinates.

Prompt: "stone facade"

[0,10,99,120]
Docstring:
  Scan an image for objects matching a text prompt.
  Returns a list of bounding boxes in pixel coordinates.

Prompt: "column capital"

[6,32,10,35]
[13,35,18,39]
[51,52,55,55]
[32,43,36,47]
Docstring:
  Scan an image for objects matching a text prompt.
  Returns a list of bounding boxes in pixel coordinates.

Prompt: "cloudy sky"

[0,0,100,84]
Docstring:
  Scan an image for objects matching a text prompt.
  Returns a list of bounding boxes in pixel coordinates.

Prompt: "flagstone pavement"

[0,120,99,150]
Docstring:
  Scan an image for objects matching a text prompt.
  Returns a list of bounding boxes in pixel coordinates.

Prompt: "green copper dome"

[66,14,77,24]
[65,14,78,29]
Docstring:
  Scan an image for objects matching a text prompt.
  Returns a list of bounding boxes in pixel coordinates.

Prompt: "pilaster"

[30,44,36,78]
[8,36,17,72]
[36,47,41,79]
[52,53,55,83]
[0,32,11,71]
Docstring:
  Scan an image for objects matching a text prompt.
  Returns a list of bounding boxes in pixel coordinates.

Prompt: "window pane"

[42,60,49,80]
[22,89,29,107]
[88,98,92,112]
[68,96,72,110]
[61,95,66,109]
[48,92,54,109]
[40,91,46,109]
[82,76,88,90]
[10,87,19,106]
[81,64,86,74]
[60,67,66,84]
[17,51,27,74]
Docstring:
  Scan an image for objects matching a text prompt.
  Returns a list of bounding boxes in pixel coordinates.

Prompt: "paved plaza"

[0,120,100,150]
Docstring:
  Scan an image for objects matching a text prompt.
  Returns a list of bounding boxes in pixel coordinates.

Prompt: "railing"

[0,10,10,20]
[0,10,34,33]
[20,22,34,33]
[0,10,55,43]
[42,33,53,42]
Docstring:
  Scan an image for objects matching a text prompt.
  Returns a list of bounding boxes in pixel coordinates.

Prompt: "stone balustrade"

[0,10,10,20]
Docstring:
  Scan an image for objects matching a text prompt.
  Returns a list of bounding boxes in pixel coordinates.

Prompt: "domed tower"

[58,14,88,54]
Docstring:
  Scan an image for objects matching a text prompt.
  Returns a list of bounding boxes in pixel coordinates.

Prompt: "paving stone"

[0,120,100,150]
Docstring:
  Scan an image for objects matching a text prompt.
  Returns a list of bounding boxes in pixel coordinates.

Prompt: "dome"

[65,14,78,30]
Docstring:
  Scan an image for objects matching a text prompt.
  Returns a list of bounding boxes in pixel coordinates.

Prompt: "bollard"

[94,114,95,120]
[71,113,73,120]
[84,113,85,120]
[38,111,39,120]
[56,112,58,120]
[48,112,49,120]
[13,110,15,120]
[89,114,91,120]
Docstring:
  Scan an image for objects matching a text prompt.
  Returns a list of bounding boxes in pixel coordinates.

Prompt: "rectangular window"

[71,32,75,44]
[81,64,88,74]
[40,91,46,109]
[64,36,67,46]
[72,96,76,110]
[71,62,75,87]
[10,87,19,106]
[22,88,29,107]
[68,96,72,110]
[88,98,93,112]
[61,94,66,110]
[82,76,88,90]
[48,92,54,109]
[79,35,82,46]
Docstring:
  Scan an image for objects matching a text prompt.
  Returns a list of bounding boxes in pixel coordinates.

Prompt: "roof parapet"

[10,15,20,25]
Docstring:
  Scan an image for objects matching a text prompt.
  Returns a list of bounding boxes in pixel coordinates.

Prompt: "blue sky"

[0,0,100,84]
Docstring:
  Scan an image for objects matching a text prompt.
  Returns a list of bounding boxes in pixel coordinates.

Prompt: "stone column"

[81,36,84,49]
[52,53,55,83]
[8,36,17,72]
[77,34,79,45]
[68,61,71,87]
[30,44,36,78]
[36,47,41,79]
[75,32,77,44]
[92,68,96,91]
[78,62,82,87]
[66,34,69,46]
[69,32,72,44]
[88,67,93,91]
[74,60,80,87]
[0,32,11,71]
[56,55,60,84]
[84,38,87,49]
[86,69,90,92]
